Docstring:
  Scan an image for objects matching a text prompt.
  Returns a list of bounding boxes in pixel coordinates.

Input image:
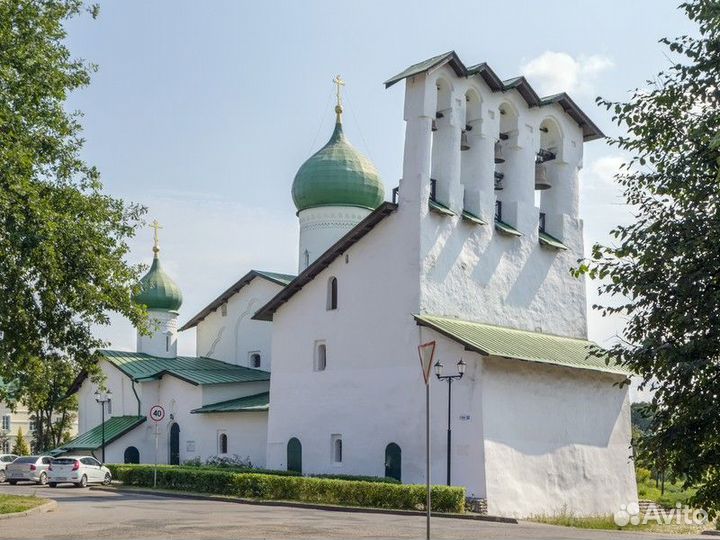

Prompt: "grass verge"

[530,511,709,535]
[0,494,45,515]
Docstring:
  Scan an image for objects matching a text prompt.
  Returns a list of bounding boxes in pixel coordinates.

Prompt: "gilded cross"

[333,74,345,108]
[150,219,162,252]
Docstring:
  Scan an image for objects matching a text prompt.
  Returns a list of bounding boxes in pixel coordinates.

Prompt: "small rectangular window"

[249,352,261,369]
[2,414,10,431]
[314,342,327,371]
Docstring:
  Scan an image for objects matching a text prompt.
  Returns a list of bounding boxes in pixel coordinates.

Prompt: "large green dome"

[134,254,183,312]
[292,116,384,212]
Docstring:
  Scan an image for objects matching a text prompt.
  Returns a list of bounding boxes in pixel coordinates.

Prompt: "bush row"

[107,464,464,512]
[310,473,400,484]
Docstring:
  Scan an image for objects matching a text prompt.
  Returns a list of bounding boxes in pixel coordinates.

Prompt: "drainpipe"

[131,379,141,417]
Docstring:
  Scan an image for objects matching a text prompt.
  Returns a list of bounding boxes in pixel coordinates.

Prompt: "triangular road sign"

[417,341,436,385]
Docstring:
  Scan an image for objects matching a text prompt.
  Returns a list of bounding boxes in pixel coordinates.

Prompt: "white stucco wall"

[481,356,638,518]
[137,310,179,358]
[194,277,283,369]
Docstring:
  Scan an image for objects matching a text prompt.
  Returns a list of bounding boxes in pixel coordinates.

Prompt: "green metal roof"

[461,209,487,225]
[494,219,523,237]
[191,391,269,414]
[100,350,270,385]
[539,231,568,250]
[52,416,146,454]
[414,315,628,375]
[384,51,467,88]
[179,269,296,331]
[291,117,385,212]
[428,199,455,216]
[133,254,183,311]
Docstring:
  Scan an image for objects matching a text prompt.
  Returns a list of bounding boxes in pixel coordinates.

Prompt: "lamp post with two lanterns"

[94,390,112,463]
[434,358,466,486]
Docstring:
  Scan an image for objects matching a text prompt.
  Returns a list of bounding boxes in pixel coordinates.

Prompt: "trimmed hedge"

[108,464,464,512]
[310,473,400,484]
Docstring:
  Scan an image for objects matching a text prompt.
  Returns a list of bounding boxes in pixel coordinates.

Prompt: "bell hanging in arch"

[460,130,470,151]
[494,141,505,164]
[534,164,551,190]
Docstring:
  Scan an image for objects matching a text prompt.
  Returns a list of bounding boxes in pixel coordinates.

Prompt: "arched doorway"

[124,446,140,464]
[287,437,302,474]
[385,443,401,482]
[169,423,180,465]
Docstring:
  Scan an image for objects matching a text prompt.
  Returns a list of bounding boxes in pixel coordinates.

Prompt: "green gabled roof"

[100,350,270,385]
[494,219,523,237]
[179,269,296,331]
[52,416,146,454]
[414,315,628,375]
[191,391,269,414]
[539,231,568,250]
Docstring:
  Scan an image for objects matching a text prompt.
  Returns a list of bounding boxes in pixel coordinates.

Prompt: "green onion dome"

[133,252,183,312]
[292,110,384,212]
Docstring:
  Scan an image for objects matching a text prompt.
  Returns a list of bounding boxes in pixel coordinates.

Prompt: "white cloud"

[520,51,614,96]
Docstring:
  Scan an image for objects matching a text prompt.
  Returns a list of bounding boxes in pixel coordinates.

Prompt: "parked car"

[0,454,19,483]
[48,456,112,488]
[5,456,52,485]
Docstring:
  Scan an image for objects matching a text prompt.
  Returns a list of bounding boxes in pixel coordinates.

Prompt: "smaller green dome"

[292,116,384,212]
[134,254,183,312]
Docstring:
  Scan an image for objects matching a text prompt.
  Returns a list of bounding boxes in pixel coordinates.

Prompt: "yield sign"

[417,341,436,385]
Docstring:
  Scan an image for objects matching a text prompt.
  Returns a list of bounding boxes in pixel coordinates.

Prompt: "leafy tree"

[12,428,29,456]
[0,2,148,429]
[576,0,720,514]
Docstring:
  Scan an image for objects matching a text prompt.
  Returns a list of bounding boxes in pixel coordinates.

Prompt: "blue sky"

[66,1,695,391]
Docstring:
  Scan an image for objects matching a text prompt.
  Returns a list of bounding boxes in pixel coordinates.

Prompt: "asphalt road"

[0,483,708,540]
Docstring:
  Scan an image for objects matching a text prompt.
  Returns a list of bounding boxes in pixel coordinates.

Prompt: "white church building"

[63,52,638,517]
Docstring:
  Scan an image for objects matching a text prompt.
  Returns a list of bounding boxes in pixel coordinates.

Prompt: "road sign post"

[149,405,165,488]
[418,341,436,540]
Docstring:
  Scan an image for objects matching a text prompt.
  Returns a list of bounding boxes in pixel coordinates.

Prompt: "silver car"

[0,454,19,483]
[48,456,112,488]
[6,455,52,485]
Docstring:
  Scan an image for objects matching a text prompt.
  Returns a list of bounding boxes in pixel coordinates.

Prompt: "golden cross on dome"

[333,74,345,108]
[150,219,162,253]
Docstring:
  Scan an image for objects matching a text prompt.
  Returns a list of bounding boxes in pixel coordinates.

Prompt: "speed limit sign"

[149,405,165,423]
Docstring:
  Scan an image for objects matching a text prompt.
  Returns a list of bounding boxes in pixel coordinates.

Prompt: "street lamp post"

[94,390,112,463]
[434,358,466,486]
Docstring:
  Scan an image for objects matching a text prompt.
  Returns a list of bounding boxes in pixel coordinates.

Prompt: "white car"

[6,455,52,485]
[48,456,112,488]
[0,454,19,483]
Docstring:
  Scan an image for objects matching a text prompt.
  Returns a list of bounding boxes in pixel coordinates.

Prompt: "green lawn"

[637,473,697,508]
[0,494,45,514]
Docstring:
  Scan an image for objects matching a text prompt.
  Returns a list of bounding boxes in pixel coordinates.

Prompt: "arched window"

[250,353,261,368]
[385,443,402,482]
[287,437,302,473]
[327,277,338,310]
[333,436,343,463]
[315,342,327,371]
[219,433,228,454]
[124,446,140,464]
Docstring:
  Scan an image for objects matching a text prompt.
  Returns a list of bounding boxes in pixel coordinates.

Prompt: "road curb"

[90,485,517,524]
[0,499,57,520]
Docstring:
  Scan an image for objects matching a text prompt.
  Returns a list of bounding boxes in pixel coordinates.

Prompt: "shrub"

[636,468,652,483]
[310,473,400,484]
[205,455,253,468]
[108,464,464,512]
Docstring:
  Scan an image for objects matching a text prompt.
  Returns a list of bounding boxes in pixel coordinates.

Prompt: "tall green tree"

[0,1,148,432]
[576,0,720,514]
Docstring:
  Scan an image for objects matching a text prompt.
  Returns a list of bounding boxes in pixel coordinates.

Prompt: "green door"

[287,437,302,474]
[169,423,180,465]
[385,443,401,482]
